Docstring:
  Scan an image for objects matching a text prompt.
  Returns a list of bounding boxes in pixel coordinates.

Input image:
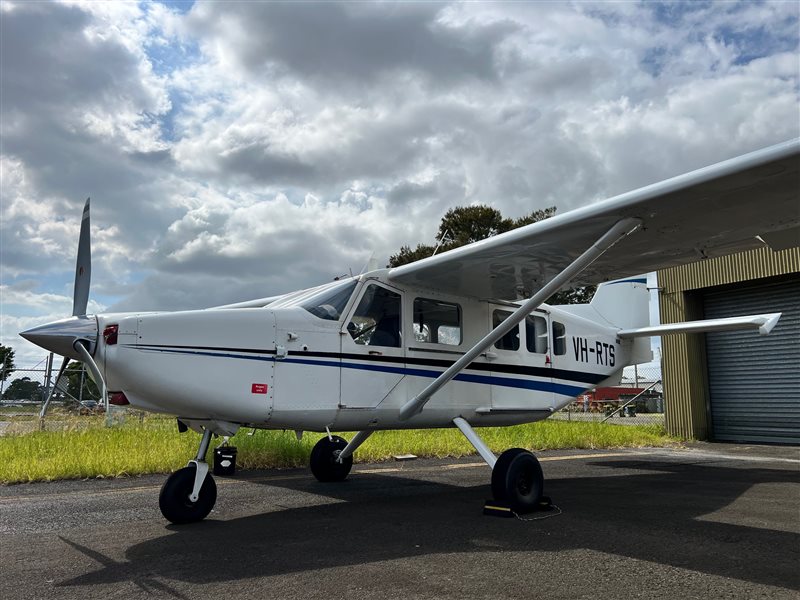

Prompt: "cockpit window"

[347,284,402,347]
[299,280,358,321]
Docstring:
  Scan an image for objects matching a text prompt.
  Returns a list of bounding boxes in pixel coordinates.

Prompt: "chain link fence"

[551,363,664,427]
[3,356,665,434]
[0,358,115,435]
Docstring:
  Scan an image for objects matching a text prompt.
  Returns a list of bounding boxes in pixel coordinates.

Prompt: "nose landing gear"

[159,427,218,524]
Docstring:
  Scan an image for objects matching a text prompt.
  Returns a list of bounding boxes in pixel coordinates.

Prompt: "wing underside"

[387,139,800,300]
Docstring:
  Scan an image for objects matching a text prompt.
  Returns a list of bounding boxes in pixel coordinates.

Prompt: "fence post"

[601,380,662,423]
[39,353,54,431]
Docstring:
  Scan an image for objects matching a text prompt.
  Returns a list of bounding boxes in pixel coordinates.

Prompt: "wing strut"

[398,217,642,421]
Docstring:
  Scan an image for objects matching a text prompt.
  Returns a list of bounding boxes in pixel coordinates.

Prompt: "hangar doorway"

[703,276,800,444]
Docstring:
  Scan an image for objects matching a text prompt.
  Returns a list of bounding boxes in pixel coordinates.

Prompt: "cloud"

[186,3,517,88]
[0,280,107,366]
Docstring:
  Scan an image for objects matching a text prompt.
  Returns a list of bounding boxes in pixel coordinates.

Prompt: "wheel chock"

[483,496,554,517]
[483,500,514,518]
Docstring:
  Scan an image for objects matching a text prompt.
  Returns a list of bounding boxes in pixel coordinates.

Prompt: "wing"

[387,139,800,299]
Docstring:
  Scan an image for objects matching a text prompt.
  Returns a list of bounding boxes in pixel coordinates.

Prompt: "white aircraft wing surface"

[387,139,800,300]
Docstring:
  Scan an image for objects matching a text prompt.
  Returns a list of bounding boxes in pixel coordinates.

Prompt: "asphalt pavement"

[1,444,798,600]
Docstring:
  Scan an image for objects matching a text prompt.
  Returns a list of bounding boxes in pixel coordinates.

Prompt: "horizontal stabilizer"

[617,313,781,339]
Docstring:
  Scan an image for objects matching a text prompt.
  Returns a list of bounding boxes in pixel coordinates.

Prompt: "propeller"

[20,198,108,420]
[73,198,92,317]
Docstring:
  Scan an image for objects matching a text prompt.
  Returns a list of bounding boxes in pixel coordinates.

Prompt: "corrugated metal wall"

[658,246,800,440]
[659,247,800,293]
[703,278,800,443]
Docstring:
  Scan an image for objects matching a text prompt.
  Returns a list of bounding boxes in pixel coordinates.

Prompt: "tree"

[2,377,43,402]
[388,243,438,267]
[388,204,594,303]
[548,285,596,305]
[510,206,558,228]
[63,361,100,402]
[0,345,15,383]
[437,205,513,246]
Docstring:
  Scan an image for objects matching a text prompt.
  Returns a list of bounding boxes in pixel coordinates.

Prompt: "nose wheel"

[159,427,218,524]
[159,465,217,524]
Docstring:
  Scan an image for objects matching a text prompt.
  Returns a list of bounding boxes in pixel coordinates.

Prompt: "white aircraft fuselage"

[99,271,645,433]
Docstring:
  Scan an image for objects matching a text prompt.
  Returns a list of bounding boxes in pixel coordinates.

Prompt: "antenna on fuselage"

[432,229,452,257]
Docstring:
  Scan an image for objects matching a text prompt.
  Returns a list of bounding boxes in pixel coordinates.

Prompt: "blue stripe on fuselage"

[130,345,591,397]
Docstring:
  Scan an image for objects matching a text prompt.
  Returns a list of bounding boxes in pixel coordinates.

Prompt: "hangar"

[658,246,800,444]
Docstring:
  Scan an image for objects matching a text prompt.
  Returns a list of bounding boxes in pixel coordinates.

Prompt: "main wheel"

[159,465,217,524]
[310,435,352,482]
[491,448,544,513]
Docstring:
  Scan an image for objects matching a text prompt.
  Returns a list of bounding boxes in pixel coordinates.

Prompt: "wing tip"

[758,313,782,335]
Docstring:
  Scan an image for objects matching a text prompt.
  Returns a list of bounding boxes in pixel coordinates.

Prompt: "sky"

[1,1,798,367]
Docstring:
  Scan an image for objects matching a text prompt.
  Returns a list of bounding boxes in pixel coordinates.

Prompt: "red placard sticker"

[251,383,268,394]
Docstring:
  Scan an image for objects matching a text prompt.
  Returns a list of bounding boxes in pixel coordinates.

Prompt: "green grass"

[0,404,40,416]
[0,416,677,484]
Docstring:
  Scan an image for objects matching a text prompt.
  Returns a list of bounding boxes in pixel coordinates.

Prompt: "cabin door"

[489,307,554,411]
[339,282,405,408]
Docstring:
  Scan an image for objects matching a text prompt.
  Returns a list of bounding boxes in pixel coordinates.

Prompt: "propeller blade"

[73,198,92,317]
[39,355,70,419]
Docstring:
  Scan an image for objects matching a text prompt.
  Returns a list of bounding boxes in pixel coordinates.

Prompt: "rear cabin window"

[552,321,567,355]
[525,315,548,354]
[413,298,462,345]
[347,284,402,347]
[493,310,520,351]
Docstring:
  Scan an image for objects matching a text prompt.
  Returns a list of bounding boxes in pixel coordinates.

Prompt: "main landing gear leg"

[159,427,218,524]
[453,417,544,514]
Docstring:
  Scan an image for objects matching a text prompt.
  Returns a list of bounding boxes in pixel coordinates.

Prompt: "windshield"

[297,279,358,321]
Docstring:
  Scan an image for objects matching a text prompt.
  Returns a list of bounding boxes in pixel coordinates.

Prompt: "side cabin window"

[347,284,402,347]
[525,315,548,354]
[493,310,520,351]
[552,321,567,355]
[413,298,462,345]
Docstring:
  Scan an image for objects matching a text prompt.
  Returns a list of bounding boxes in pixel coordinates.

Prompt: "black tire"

[491,448,544,513]
[310,435,352,482]
[159,465,217,524]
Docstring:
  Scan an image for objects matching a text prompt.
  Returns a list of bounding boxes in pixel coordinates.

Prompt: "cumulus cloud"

[1,0,798,365]
[186,2,517,87]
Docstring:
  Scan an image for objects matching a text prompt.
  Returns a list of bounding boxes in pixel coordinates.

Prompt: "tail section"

[590,277,653,365]
[590,277,650,330]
